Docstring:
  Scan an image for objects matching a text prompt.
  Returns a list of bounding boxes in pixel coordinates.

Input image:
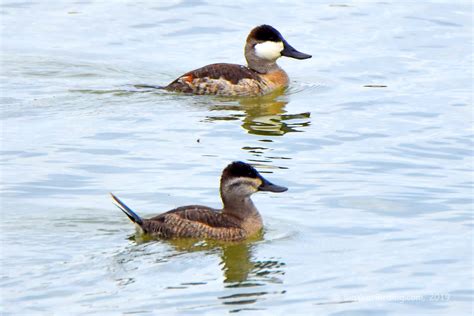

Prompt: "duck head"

[245,24,312,73]
[220,161,287,204]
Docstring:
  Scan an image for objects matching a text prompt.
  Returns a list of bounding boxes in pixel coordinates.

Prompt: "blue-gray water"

[1,1,472,315]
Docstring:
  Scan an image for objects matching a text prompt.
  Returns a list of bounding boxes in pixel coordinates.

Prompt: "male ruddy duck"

[165,25,311,96]
[111,161,287,241]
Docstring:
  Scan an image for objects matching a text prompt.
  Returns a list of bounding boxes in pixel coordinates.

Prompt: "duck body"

[111,161,287,241]
[139,204,262,241]
[165,63,288,96]
[164,25,310,97]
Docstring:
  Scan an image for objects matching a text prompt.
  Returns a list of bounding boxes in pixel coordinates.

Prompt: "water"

[1,1,472,315]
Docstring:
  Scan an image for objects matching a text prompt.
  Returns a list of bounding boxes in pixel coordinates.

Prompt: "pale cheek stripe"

[225,177,260,189]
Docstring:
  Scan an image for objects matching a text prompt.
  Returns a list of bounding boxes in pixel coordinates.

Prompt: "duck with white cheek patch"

[165,24,311,96]
[110,161,288,241]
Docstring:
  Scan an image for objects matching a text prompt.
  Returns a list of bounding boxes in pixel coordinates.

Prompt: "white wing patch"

[255,41,284,60]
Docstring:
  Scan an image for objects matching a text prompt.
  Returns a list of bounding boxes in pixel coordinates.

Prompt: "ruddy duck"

[110,161,287,241]
[164,24,311,96]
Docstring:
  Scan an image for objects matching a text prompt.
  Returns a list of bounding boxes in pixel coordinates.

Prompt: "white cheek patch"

[255,41,284,60]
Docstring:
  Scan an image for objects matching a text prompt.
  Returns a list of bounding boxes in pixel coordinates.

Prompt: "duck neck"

[222,195,260,221]
[248,60,281,74]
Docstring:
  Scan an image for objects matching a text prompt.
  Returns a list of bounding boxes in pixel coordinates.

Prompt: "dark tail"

[110,193,143,226]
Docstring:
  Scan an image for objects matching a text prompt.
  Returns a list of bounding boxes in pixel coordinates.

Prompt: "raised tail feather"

[110,193,143,226]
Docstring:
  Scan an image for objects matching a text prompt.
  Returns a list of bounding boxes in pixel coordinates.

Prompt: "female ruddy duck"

[165,24,311,96]
[110,161,287,241]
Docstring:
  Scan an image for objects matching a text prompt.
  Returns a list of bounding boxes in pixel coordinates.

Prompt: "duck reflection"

[164,236,285,286]
[115,234,286,310]
[206,91,311,136]
[164,236,286,309]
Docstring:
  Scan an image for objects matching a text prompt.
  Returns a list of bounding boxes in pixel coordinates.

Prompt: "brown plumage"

[164,24,311,96]
[111,161,288,241]
[169,63,262,85]
[165,63,266,96]
[142,206,246,240]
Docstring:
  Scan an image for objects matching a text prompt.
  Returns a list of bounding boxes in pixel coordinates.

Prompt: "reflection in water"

[206,92,311,136]
[241,145,292,167]
[168,237,286,310]
[98,86,311,137]
[220,242,256,283]
[167,236,285,285]
[118,235,286,310]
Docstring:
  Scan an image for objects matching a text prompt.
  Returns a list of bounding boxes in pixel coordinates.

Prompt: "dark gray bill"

[258,177,288,193]
[281,41,312,60]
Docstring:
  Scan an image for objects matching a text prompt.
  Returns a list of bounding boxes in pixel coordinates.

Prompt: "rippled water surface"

[1,1,473,315]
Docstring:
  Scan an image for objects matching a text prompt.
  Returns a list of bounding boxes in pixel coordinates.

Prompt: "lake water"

[1,1,472,315]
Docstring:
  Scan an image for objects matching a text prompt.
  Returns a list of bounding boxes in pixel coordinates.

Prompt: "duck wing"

[143,206,246,240]
[165,63,263,96]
